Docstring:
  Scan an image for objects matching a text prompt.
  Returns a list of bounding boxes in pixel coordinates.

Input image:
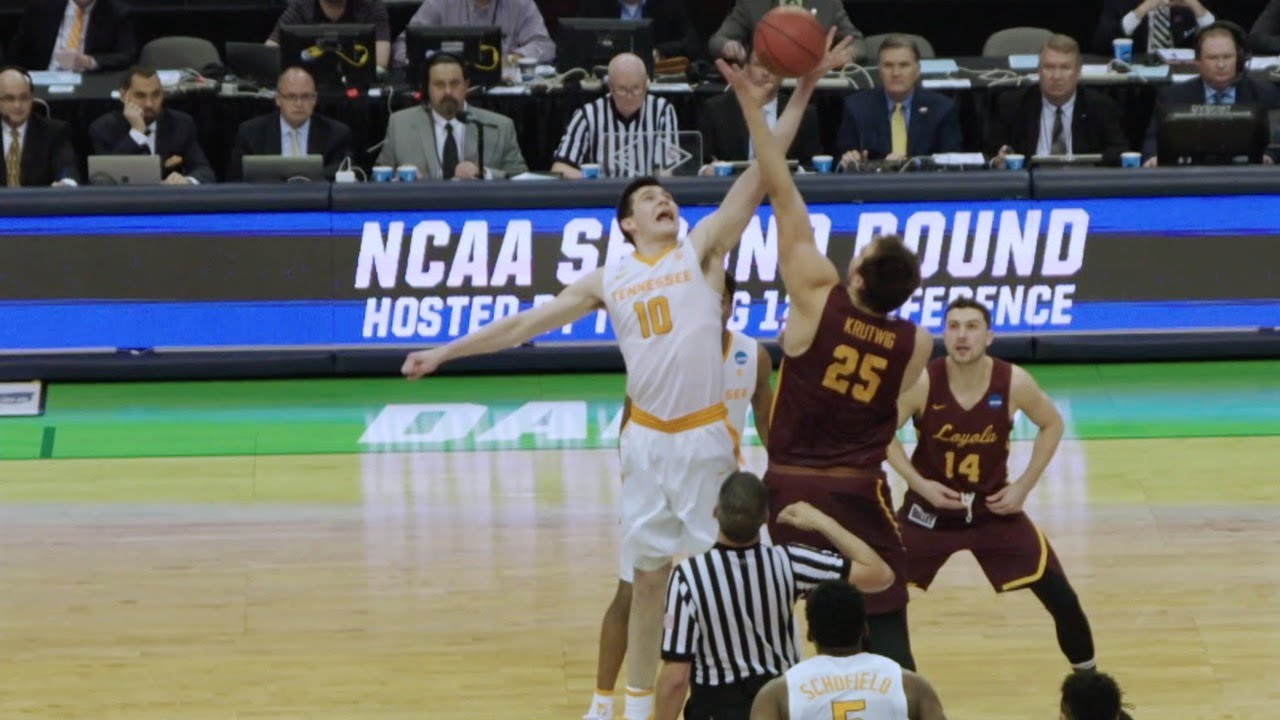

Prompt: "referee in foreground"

[655,471,896,720]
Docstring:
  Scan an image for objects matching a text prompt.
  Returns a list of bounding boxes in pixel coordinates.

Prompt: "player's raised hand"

[715,58,771,111]
[800,28,855,88]
[777,501,830,532]
[916,478,966,510]
[401,348,446,380]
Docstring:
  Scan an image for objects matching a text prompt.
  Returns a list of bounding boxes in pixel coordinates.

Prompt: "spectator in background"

[988,35,1129,166]
[88,66,215,185]
[1060,671,1135,720]
[552,52,680,178]
[1248,0,1280,53]
[697,50,821,165]
[836,35,961,167]
[1093,0,1216,56]
[576,0,700,60]
[1142,22,1279,165]
[7,0,136,72]
[392,0,556,66]
[266,0,391,70]
[709,0,864,63]
[227,67,352,181]
[0,67,79,187]
[377,53,527,179]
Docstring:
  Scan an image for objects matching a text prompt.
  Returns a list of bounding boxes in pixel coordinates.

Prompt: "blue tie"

[1214,90,1228,105]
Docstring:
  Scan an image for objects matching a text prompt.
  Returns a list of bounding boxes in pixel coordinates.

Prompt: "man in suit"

[377,53,527,179]
[227,67,352,181]
[577,0,700,60]
[1142,22,1280,165]
[88,66,216,184]
[7,0,136,72]
[0,67,78,187]
[836,35,961,167]
[988,35,1130,167]
[698,50,821,165]
[1093,0,1216,56]
[710,0,864,63]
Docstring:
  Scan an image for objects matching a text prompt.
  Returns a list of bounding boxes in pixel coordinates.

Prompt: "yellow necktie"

[67,6,85,52]
[6,128,21,188]
[891,103,907,157]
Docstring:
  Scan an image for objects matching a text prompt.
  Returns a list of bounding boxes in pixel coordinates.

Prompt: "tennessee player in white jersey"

[402,34,852,720]
[750,582,947,720]
[584,273,774,720]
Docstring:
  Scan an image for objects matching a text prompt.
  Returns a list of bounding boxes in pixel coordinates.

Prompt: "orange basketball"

[752,7,826,78]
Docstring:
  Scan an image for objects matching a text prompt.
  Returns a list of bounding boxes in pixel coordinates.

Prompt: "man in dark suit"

[227,67,352,181]
[988,35,1130,166]
[0,67,78,186]
[1142,22,1280,164]
[88,66,215,184]
[1093,0,1216,56]
[7,0,136,72]
[710,0,864,62]
[576,0,699,60]
[836,35,961,167]
[698,50,822,166]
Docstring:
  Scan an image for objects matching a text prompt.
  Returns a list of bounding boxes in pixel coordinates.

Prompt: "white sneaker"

[582,700,613,720]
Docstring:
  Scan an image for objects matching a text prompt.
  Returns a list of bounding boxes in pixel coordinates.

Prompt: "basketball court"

[1,360,1277,719]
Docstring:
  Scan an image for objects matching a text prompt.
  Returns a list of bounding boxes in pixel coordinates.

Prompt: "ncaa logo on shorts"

[734,350,749,365]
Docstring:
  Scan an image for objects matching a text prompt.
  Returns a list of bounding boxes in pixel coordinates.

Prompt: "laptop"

[1030,154,1104,167]
[242,155,326,183]
[87,155,163,185]
[226,42,282,88]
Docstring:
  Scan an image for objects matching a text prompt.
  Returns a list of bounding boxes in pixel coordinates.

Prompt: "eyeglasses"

[0,93,32,104]
[612,85,646,98]
[278,93,318,103]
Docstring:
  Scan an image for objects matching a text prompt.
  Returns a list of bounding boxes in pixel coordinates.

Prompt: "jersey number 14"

[822,345,888,403]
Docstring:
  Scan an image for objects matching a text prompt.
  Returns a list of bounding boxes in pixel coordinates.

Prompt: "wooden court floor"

[1,437,1277,719]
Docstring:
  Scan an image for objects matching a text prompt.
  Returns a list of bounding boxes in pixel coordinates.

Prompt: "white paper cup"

[811,155,834,173]
[581,163,601,179]
[1112,38,1133,64]
[397,165,419,182]
[372,166,394,182]
[1121,151,1141,168]
[713,161,734,177]
[1004,153,1025,170]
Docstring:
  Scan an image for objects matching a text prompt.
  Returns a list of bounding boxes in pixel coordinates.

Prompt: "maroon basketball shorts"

[897,500,1065,593]
[764,463,908,615]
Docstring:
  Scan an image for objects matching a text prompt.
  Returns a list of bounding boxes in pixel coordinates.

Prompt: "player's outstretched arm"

[689,30,855,267]
[750,342,775,446]
[901,326,935,394]
[777,501,895,593]
[904,670,948,720]
[401,270,604,379]
[989,365,1064,514]
[748,676,789,720]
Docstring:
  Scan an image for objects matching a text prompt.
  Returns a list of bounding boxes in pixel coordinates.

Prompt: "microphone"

[456,109,497,128]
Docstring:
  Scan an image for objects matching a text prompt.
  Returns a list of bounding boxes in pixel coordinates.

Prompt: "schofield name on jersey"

[796,672,896,701]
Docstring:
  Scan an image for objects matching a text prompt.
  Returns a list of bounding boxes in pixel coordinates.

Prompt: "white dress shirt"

[1036,93,1076,156]
[747,97,779,160]
[280,117,311,157]
[49,0,97,71]
[431,107,492,178]
[1120,7,1215,42]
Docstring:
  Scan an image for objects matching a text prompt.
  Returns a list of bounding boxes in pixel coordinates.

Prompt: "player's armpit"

[748,676,789,720]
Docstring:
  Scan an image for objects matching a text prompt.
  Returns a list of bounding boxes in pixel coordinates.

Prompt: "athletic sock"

[584,690,614,719]
[623,686,654,720]
[1071,658,1097,672]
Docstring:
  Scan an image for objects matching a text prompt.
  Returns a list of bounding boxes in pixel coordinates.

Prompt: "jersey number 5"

[633,297,673,339]
[831,699,866,719]
[822,345,888,403]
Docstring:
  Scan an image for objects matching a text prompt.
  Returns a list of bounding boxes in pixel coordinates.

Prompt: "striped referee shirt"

[661,542,850,686]
[552,94,680,177]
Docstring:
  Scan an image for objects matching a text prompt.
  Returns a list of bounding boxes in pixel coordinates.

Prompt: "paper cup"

[581,163,601,179]
[519,58,538,83]
[1004,153,1025,170]
[1120,151,1141,168]
[713,161,734,177]
[397,165,419,182]
[372,166,394,182]
[812,155,834,174]
[1112,38,1133,64]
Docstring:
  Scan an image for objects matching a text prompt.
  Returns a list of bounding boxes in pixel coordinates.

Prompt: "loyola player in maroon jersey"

[887,297,1098,672]
[718,57,933,671]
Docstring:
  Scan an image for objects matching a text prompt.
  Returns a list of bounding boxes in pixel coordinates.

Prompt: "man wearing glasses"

[227,66,352,181]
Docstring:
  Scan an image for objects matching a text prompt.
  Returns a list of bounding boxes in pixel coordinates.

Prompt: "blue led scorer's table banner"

[0,195,1277,351]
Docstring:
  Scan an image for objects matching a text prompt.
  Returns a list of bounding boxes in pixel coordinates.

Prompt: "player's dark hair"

[724,273,738,298]
[1060,671,1123,720]
[945,297,992,328]
[120,65,158,91]
[715,471,768,543]
[806,581,867,650]
[856,235,922,314]
[616,176,664,245]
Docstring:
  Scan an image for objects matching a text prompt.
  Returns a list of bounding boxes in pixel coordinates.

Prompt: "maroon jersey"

[909,357,1013,521]
[767,285,918,469]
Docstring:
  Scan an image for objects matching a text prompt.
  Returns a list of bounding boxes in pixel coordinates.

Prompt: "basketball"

[752,7,826,77]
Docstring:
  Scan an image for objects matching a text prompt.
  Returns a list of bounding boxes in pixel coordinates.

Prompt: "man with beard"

[88,65,215,184]
[885,297,1099,673]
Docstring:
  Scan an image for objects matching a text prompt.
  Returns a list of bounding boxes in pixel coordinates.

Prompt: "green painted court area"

[1,360,1277,461]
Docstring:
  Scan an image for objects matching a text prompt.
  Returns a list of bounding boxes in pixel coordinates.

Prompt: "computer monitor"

[405,25,503,89]
[242,155,326,183]
[556,18,654,76]
[278,23,376,92]
[1157,103,1266,166]
[226,41,282,88]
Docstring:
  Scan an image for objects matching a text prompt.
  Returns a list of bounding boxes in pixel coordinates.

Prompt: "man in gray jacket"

[376,53,527,179]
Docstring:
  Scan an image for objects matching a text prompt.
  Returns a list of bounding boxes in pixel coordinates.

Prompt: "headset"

[1194,20,1249,77]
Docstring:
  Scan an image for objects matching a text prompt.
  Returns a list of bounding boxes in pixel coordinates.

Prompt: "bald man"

[551,52,681,178]
[0,68,79,187]
[227,67,352,181]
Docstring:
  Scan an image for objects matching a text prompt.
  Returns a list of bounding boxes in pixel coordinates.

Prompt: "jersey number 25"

[822,345,888,403]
